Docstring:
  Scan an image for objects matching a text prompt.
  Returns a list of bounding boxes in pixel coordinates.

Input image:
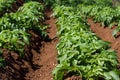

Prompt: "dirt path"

[25,9,58,80]
[88,19,120,63]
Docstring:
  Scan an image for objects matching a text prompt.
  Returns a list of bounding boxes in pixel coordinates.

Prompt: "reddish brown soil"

[25,9,58,80]
[88,19,120,63]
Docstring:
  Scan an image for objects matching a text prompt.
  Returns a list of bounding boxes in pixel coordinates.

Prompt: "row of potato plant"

[76,4,120,37]
[52,5,120,80]
[43,0,112,7]
[0,1,47,67]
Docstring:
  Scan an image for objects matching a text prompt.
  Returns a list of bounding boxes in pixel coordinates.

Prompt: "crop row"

[52,5,120,80]
[44,0,120,37]
[0,1,47,67]
[76,4,120,37]
[43,0,112,7]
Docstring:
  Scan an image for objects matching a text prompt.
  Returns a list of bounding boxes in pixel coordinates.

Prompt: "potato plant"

[0,1,44,31]
[52,5,120,80]
[0,0,21,16]
[0,0,16,12]
[94,7,115,27]
[76,3,120,37]
[0,1,48,67]
[0,29,30,57]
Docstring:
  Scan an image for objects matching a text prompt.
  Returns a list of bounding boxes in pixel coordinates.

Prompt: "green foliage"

[77,4,120,36]
[112,6,120,37]
[0,1,44,31]
[53,5,75,18]
[0,29,30,57]
[0,0,16,12]
[18,1,44,18]
[24,0,38,2]
[0,1,48,67]
[53,6,120,80]
[89,5,102,17]
[0,1,47,38]
[80,0,112,6]
[43,0,81,7]
[77,4,94,18]
[77,4,115,27]
[44,0,117,37]
[43,0,112,7]
[114,6,120,22]
[94,7,115,27]
[104,70,120,80]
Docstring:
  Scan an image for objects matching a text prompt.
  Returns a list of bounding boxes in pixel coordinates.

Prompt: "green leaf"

[109,71,120,80]
[112,29,119,37]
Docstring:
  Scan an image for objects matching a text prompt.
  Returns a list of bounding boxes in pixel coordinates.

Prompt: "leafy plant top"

[53,5,120,80]
[0,29,30,56]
